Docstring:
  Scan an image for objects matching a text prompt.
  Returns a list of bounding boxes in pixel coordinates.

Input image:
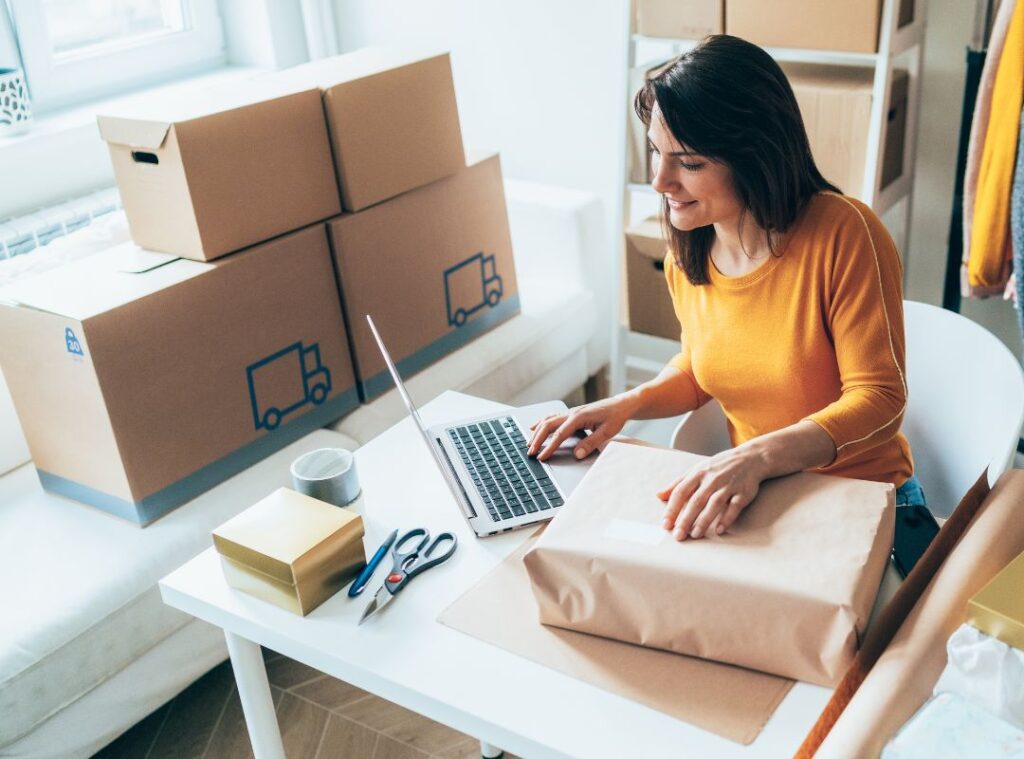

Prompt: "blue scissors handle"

[384,528,458,594]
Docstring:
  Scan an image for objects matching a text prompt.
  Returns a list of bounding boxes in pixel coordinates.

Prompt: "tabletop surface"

[160,391,830,759]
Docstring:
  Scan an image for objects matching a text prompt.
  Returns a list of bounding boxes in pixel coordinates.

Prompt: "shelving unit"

[610,0,927,393]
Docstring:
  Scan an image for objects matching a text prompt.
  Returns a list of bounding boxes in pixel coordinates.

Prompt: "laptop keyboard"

[447,416,564,522]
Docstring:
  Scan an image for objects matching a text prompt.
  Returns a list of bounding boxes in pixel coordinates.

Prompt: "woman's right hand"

[527,394,640,462]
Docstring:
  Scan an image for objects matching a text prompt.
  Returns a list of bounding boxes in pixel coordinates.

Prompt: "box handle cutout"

[131,151,159,165]
[653,259,665,272]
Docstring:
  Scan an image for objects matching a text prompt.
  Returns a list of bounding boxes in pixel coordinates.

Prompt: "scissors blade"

[357,584,394,625]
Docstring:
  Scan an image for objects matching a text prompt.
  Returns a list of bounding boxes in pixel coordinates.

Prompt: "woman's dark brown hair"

[634,35,839,285]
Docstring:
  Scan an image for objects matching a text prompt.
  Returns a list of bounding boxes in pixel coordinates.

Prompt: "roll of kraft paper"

[290,448,361,507]
[815,470,1024,758]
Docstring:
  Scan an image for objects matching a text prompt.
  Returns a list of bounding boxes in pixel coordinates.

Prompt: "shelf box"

[782,63,909,197]
[628,60,675,186]
[726,0,914,54]
[625,217,679,342]
[635,0,723,40]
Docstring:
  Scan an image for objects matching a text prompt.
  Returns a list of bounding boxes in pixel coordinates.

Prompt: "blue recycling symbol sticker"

[65,328,84,357]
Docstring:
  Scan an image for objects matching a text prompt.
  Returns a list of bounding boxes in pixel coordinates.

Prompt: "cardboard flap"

[96,115,172,149]
[97,79,317,148]
[113,248,179,273]
[268,46,451,90]
[781,61,874,94]
[0,242,209,320]
[626,217,669,261]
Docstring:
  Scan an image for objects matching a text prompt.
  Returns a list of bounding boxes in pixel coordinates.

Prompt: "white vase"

[0,67,32,137]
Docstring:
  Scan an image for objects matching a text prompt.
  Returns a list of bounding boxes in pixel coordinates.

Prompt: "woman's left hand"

[657,447,768,540]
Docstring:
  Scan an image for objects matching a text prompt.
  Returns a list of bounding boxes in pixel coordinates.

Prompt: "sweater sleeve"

[663,252,711,409]
[804,198,908,468]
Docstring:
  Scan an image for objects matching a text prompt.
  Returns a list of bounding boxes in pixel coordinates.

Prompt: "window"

[9,0,225,113]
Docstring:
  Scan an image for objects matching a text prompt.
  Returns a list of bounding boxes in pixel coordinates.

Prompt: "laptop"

[366,315,594,537]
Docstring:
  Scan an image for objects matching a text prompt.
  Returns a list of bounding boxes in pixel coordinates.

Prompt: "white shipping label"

[603,517,667,546]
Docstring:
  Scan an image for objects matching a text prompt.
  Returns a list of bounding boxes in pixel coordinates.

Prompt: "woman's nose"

[651,158,677,194]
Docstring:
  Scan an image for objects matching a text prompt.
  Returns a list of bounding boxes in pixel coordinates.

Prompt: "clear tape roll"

[290,448,360,507]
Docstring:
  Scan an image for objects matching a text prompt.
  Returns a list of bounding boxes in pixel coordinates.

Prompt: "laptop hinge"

[436,437,478,519]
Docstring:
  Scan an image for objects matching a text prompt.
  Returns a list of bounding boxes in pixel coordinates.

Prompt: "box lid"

[781,61,874,94]
[97,79,317,148]
[626,217,668,261]
[267,46,451,91]
[0,242,210,320]
[212,487,363,586]
[967,550,1024,650]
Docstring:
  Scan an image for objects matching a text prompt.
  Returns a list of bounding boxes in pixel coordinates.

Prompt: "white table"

[159,391,832,759]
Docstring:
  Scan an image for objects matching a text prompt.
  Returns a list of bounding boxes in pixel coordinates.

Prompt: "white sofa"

[0,180,610,758]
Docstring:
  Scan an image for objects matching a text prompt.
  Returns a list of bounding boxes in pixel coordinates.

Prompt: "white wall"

[332,0,628,294]
[906,0,1021,357]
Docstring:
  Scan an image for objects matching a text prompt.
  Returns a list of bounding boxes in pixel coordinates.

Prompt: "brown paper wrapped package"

[523,441,895,687]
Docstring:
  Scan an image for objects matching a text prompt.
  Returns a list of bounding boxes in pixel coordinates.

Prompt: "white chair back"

[670,300,1024,517]
[902,301,1023,514]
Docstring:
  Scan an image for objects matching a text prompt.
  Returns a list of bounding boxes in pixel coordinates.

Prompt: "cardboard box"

[783,63,909,196]
[523,441,895,687]
[727,0,880,53]
[327,152,520,401]
[0,224,358,525]
[636,0,723,40]
[266,48,464,212]
[625,217,679,341]
[967,551,1024,651]
[726,0,915,53]
[214,487,365,615]
[628,60,674,185]
[881,69,910,188]
[98,79,340,261]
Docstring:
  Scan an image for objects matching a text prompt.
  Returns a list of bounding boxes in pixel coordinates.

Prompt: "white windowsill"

[0,65,265,148]
[0,65,266,219]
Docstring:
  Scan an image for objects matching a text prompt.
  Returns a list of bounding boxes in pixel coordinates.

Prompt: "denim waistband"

[896,474,927,508]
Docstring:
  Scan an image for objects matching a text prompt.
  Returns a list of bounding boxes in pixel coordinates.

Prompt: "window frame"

[9,0,225,113]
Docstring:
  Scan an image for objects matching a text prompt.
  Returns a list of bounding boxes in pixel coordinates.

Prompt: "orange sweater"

[664,192,913,486]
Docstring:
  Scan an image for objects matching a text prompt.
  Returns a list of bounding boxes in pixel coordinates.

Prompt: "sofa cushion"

[505,179,610,378]
[0,429,358,749]
[331,277,596,445]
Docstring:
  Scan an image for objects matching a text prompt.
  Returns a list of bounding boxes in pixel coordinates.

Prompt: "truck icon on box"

[247,341,332,431]
[65,327,84,356]
[444,252,504,327]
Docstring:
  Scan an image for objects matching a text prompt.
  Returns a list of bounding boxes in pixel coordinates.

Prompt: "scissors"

[358,527,458,624]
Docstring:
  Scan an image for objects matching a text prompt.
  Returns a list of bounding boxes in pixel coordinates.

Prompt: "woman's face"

[648,103,744,232]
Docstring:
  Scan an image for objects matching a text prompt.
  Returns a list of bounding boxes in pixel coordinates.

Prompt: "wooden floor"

[93,647,516,759]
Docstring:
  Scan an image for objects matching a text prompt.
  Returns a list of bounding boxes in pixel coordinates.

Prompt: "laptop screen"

[365,314,468,507]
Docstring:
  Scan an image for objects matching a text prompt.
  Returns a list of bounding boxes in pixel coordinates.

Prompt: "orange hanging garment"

[968,0,1024,293]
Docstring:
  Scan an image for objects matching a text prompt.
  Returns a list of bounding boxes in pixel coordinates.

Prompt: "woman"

[528,35,922,540]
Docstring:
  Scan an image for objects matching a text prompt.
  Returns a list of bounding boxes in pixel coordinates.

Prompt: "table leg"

[480,741,505,758]
[225,630,286,759]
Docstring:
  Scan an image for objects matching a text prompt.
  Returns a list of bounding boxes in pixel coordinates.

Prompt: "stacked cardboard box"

[0,227,357,524]
[635,0,723,40]
[635,0,913,51]
[625,217,678,341]
[783,63,909,196]
[726,0,914,54]
[267,49,520,402]
[0,47,520,522]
